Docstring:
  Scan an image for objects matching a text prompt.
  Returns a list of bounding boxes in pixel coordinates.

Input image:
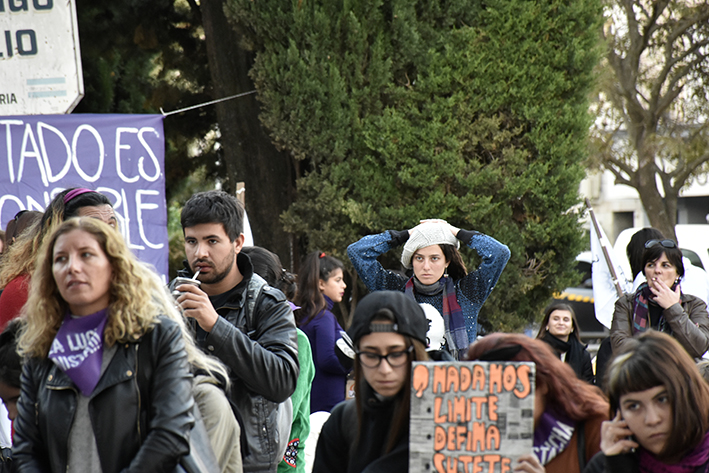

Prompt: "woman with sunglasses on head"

[584,331,709,473]
[312,291,429,473]
[610,238,709,358]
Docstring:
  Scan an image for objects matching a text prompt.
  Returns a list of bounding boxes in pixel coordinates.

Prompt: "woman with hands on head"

[347,219,510,359]
[584,330,709,473]
[610,238,709,358]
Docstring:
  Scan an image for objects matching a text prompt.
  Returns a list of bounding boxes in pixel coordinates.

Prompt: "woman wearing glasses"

[610,238,709,358]
[312,291,429,473]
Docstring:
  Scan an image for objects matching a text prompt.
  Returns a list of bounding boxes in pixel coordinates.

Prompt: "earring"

[444,266,449,278]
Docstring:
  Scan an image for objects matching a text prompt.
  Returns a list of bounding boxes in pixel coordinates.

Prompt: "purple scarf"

[48,309,109,396]
[639,432,709,473]
[405,276,467,355]
[533,405,577,465]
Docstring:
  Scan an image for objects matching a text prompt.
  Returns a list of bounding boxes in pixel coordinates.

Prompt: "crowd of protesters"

[1,187,709,473]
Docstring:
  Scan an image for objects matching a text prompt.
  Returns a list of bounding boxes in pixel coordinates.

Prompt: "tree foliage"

[75,0,221,205]
[226,0,603,330]
[590,0,709,240]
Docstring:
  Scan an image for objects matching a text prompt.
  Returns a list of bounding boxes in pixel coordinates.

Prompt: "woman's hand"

[600,412,639,456]
[648,277,681,309]
[419,219,460,237]
[513,454,545,473]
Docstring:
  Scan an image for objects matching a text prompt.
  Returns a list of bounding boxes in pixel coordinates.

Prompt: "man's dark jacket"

[173,254,299,472]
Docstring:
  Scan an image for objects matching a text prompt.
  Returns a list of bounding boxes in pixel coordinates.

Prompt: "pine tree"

[226,0,603,330]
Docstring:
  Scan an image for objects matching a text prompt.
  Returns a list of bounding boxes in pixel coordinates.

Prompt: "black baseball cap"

[347,291,428,345]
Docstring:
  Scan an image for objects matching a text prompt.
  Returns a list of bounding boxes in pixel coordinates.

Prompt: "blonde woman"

[13,217,196,473]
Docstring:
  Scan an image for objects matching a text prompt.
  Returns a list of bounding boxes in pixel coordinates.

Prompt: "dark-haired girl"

[585,331,709,473]
[348,219,510,359]
[536,303,594,384]
[611,238,709,358]
[294,252,350,413]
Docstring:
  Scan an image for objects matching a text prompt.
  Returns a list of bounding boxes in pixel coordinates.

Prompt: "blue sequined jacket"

[347,229,510,349]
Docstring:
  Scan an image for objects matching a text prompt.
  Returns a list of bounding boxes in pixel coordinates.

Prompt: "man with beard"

[170,190,299,473]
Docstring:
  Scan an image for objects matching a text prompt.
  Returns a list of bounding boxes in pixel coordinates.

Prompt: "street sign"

[0,0,84,115]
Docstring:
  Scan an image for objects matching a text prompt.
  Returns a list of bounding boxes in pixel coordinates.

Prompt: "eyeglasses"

[356,345,414,368]
[645,239,677,249]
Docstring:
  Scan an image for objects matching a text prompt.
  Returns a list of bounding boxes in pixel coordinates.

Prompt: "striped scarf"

[632,283,667,334]
[405,276,467,358]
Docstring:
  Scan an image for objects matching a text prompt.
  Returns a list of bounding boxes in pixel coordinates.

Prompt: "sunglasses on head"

[644,239,677,249]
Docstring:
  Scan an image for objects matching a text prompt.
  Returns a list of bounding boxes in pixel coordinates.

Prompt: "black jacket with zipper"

[13,316,194,473]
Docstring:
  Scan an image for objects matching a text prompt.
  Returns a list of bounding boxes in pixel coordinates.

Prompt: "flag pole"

[585,198,625,297]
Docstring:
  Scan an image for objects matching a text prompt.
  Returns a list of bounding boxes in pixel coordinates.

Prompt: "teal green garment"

[278,329,315,473]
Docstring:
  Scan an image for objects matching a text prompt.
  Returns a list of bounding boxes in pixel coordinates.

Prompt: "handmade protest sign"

[0,114,167,278]
[410,361,535,473]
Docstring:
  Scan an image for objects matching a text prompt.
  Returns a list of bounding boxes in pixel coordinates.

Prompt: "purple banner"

[0,114,168,278]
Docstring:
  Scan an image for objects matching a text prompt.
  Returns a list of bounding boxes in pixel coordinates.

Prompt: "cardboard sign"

[410,361,535,473]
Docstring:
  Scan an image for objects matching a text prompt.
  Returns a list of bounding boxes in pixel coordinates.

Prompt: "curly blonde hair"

[18,218,230,386]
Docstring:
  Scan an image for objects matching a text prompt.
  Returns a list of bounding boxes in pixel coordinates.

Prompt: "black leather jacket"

[13,316,194,473]
[173,254,299,473]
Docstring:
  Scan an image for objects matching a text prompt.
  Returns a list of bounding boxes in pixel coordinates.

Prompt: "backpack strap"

[244,273,267,333]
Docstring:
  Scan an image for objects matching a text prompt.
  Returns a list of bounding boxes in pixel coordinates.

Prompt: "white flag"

[591,222,632,328]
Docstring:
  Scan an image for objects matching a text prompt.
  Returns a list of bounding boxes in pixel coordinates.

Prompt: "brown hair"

[440,244,467,280]
[294,251,344,326]
[353,309,429,453]
[605,330,709,462]
[466,333,608,421]
[535,302,582,342]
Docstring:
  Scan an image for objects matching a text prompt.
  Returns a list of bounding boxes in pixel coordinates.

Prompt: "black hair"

[241,246,297,300]
[294,251,344,326]
[180,190,244,242]
[40,188,113,235]
[627,228,664,280]
[642,241,684,279]
[440,244,467,280]
[0,319,22,388]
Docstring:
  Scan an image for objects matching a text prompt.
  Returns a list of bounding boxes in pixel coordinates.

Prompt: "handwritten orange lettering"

[503,365,517,392]
[487,425,501,450]
[514,365,532,399]
[489,364,503,394]
[467,421,486,452]
[447,366,460,392]
[447,426,457,451]
[472,455,484,473]
[434,397,447,423]
[488,396,498,421]
[433,365,448,394]
[470,396,487,419]
[434,425,446,451]
[472,364,486,391]
[501,457,512,473]
[433,453,445,473]
[453,396,466,423]
[460,365,472,391]
[484,454,501,472]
